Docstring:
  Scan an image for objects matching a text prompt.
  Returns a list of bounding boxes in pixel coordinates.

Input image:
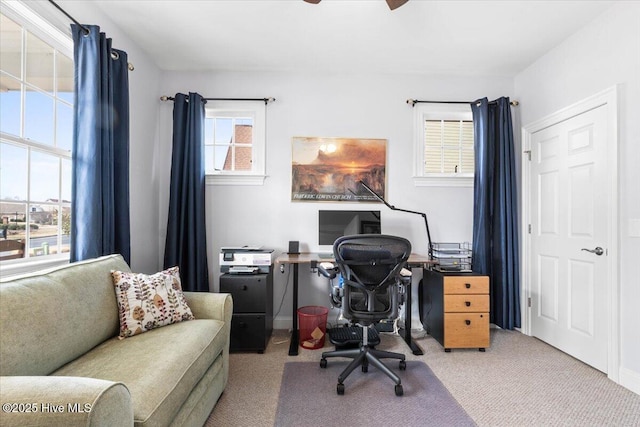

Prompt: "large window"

[413,103,474,187]
[0,8,73,262]
[204,100,266,185]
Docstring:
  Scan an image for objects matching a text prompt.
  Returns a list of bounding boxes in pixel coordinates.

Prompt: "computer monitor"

[318,210,381,246]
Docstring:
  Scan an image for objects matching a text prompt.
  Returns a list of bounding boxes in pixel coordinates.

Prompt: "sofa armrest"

[184,292,233,323]
[183,292,233,389]
[0,376,132,427]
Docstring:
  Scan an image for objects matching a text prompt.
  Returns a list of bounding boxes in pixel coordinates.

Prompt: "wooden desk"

[276,252,435,356]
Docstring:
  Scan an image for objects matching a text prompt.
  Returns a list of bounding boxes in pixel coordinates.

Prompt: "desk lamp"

[359,180,434,260]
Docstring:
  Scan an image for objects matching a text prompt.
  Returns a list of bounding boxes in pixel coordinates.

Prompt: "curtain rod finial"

[510,100,519,106]
[160,96,168,101]
[406,99,416,107]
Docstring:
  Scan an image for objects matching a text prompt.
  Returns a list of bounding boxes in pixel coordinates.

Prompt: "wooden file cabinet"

[421,269,490,352]
[220,271,273,353]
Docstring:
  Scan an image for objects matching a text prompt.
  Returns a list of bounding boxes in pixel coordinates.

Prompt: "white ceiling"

[90,0,615,76]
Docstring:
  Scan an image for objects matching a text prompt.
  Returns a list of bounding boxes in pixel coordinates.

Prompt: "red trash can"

[297,306,329,349]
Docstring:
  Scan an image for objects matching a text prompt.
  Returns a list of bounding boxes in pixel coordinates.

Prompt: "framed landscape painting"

[291,137,387,202]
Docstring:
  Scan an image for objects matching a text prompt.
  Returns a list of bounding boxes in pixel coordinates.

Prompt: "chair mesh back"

[333,235,411,323]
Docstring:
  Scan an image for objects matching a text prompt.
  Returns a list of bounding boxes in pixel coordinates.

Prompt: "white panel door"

[530,105,609,372]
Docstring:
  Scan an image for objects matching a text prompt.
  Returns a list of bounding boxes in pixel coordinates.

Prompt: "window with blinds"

[412,103,474,187]
[423,120,474,174]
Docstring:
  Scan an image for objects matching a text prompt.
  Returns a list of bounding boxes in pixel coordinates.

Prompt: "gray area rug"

[274,360,476,427]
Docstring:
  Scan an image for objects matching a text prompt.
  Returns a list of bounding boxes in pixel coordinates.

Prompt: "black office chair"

[319,234,411,396]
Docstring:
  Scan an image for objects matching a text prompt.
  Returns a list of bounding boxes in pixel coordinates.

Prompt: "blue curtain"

[70,24,130,264]
[471,97,520,330]
[163,93,209,292]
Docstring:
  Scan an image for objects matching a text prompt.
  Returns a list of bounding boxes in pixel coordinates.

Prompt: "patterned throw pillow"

[111,266,195,339]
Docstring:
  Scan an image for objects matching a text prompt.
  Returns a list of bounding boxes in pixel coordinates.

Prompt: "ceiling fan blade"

[303,0,406,9]
[386,0,408,10]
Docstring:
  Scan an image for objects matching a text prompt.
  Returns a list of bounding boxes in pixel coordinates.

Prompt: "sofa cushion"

[52,318,225,426]
[111,267,195,339]
[0,255,129,376]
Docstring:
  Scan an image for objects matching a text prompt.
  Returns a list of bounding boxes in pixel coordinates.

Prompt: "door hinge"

[528,297,532,308]
[524,150,531,161]
[528,224,532,234]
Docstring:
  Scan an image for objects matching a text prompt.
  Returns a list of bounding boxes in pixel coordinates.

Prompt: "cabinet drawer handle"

[465,283,471,289]
[465,320,471,326]
[465,301,471,307]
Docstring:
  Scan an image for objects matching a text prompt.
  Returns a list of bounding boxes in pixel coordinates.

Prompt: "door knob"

[581,247,604,256]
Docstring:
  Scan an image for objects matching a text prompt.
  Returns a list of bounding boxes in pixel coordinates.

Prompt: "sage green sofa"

[0,254,232,427]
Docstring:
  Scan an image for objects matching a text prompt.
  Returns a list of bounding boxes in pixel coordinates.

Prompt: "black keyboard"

[328,326,380,346]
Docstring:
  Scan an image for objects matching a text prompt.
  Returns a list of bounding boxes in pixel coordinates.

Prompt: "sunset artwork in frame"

[291,137,387,202]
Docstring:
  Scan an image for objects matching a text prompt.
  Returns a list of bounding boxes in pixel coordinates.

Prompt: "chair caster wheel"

[362,364,368,373]
[444,348,451,353]
[395,384,403,396]
[399,360,406,370]
[320,359,327,368]
[337,383,345,395]
[479,348,485,352]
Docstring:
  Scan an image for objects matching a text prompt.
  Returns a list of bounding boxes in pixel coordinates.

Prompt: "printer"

[219,246,276,274]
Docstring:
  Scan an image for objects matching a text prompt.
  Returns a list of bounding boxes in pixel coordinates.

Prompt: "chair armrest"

[184,292,233,323]
[318,262,338,279]
[0,376,132,427]
[400,267,412,285]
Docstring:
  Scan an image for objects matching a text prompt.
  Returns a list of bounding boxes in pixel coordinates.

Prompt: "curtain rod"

[160,96,276,105]
[47,0,89,35]
[406,99,519,107]
[47,0,135,71]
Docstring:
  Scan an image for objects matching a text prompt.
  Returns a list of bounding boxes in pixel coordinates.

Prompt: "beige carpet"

[206,329,640,426]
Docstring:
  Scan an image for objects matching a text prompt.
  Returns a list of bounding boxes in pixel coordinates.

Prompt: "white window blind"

[424,120,474,174]
[412,103,474,187]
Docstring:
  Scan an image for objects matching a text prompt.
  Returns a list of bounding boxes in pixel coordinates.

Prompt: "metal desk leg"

[399,281,424,355]
[288,263,299,356]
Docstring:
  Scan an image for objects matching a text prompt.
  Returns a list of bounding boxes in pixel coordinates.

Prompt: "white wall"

[515,2,640,394]
[158,70,512,327]
[56,1,163,274]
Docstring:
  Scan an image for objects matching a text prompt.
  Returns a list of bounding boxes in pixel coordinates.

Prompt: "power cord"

[271,335,290,346]
[273,264,291,319]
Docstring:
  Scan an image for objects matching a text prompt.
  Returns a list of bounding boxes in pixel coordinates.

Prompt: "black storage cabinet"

[220,270,273,353]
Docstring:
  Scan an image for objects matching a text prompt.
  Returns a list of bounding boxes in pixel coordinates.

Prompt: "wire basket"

[432,242,472,272]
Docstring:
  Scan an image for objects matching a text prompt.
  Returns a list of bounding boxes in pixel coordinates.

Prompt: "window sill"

[0,254,70,280]
[413,176,474,188]
[205,174,267,186]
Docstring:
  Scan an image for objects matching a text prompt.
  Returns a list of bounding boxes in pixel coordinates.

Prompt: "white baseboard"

[619,367,640,395]
[273,317,292,330]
